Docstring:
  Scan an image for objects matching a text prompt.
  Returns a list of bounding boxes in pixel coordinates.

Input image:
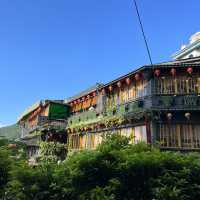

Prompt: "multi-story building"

[18,32,200,156]
[66,57,200,151]
[172,32,200,60]
[17,100,69,159]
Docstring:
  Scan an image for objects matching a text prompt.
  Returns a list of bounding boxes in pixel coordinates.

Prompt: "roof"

[101,65,150,88]
[172,39,200,59]
[101,57,200,89]
[17,101,42,123]
[17,99,66,123]
[65,83,103,103]
[150,56,200,67]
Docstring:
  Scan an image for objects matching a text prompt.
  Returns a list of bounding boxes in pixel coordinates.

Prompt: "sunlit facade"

[66,57,200,151]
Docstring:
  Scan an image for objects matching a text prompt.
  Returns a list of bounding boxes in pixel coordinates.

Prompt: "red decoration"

[108,85,113,92]
[78,99,81,103]
[187,67,193,74]
[154,69,161,77]
[135,73,140,81]
[170,68,176,76]
[74,100,77,105]
[117,81,122,88]
[126,77,131,85]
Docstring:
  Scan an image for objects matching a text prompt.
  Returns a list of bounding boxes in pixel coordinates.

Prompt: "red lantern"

[117,81,122,88]
[154,69,161,77]
[187,67,193,74]
[108,85,113,92]
[170,68,176,76]
[135,73,140,81]
[101,88,106,95]
[126,77,131,85]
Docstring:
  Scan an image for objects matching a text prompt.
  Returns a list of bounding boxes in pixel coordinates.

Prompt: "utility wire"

[133,0,153,65]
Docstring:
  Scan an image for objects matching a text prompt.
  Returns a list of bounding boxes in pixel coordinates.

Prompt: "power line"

[133,0,153,65]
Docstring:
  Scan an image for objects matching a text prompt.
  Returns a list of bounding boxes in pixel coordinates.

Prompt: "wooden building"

[66,57,200,151]
[17,100,69,159]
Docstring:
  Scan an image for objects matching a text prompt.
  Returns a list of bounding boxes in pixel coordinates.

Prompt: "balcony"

[68,110,101,128]
[67,97,151,131]
[20,116,67,139]
[152,94,200,111]
[104,97,150,117]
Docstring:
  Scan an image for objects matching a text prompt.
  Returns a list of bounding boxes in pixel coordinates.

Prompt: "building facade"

[17,32,200,157]
[172,32,200,60]
[66,58,200,151]
[17,100,69,159]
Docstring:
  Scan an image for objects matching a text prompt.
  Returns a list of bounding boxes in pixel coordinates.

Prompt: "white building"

[172,32,200,60]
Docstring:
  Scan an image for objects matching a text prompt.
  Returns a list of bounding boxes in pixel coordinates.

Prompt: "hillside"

[0,124,21,140]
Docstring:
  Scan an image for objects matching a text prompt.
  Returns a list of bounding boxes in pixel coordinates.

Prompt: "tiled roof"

[17,99,66,123]
[65,83,103,103]
[150,56,200,67]
[102,57,200,88]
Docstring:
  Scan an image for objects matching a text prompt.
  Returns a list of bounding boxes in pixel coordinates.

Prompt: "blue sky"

[0,0,199,126]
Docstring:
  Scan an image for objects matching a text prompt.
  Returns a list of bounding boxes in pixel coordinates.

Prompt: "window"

[157,124,200,149]
[135,125,147,143]
[156,76,198,95]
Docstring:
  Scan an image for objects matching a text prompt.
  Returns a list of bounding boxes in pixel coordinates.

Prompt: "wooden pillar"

[176,124,181,148]
[146,120,151,144]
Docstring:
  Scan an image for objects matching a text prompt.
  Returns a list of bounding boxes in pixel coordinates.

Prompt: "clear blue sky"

[0,0,199,126]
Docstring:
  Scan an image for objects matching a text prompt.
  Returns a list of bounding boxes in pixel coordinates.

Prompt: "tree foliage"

[1,135,200,199]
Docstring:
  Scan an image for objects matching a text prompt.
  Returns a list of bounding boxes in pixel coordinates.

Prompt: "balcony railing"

[20,117,67,138]
[67,97,148,129]
[152,94,200,110]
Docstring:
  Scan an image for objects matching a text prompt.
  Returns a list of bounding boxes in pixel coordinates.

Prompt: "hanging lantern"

[82,97,85,101]
[93,92,96,97]
[167,113,173,120]
[108,85,113,92]
[135,73,140,81]
[117,81,122,88]
[101,88,106,95]
[170,68,176,76]
[87,95,90,99]
[78,99,81,103]
[126,77,131,85]
[187,67,193,74]
[185,112,191,120]
[154,69,161,77]
[74,100,77,105]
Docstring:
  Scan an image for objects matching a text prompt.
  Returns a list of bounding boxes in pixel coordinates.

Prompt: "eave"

[172,40,200,60]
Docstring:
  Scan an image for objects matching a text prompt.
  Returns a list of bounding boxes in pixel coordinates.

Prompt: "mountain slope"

[0,124,21,140]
